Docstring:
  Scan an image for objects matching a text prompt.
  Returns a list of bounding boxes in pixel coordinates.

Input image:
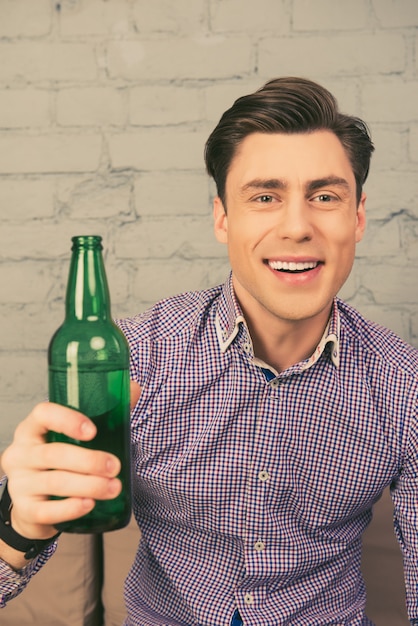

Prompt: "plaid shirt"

[117,274,418,626]
[1,275,417,625]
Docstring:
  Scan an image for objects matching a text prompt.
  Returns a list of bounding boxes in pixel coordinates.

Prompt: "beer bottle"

[48,235,131,533]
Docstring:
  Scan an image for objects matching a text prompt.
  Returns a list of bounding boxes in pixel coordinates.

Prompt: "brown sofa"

[1,488,409,626]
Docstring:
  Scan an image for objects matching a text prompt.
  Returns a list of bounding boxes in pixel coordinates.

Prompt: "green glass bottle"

[48,235,131,533]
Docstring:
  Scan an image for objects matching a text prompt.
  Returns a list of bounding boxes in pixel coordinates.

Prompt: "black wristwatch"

[0,477,60,559]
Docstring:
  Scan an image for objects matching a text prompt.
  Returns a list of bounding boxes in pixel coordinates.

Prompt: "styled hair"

[204,77,374,206]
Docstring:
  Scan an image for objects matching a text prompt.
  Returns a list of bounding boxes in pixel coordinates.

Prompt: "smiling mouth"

[268,260,319,273]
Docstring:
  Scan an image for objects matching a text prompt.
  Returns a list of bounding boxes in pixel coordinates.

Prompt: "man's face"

[214,131,366,328]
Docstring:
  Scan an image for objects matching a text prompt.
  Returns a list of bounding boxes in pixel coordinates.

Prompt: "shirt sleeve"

[0,542,57,608]
[391,382,418,623]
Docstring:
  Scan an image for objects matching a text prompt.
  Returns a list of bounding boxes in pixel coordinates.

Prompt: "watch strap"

[0,477,60,559]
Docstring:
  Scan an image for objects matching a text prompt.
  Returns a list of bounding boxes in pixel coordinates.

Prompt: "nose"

[278,196,313,242]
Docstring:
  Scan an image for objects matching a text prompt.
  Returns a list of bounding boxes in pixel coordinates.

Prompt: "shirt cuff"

[0,542,57,608]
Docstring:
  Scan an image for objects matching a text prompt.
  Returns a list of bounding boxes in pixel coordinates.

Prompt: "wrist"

[0,477,60,559]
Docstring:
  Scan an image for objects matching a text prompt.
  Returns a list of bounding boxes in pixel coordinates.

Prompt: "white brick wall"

[0,0,417,448]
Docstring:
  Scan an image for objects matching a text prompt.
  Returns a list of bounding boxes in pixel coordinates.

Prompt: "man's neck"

[243,306,332,373]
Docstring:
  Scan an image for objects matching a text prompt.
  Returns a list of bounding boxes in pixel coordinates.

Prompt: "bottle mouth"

[71,235,103,249]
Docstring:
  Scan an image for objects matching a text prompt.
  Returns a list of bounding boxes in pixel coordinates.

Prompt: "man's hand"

[0,381,141,569]
[1,402,122,543]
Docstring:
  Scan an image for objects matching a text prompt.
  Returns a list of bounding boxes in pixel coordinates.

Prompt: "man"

[0,77,417,625]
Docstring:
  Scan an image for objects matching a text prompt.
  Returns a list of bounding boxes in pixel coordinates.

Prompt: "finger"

[33,442,121,477]
[13,402,96,444]
[130,380,141,410]
[9,472,121,537]
[39,470,122,501]
[12,497,97,537]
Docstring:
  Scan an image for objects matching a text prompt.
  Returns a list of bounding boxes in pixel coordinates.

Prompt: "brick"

[293,0,368,30]
[0,133,102,174]
[321,80,361,116]
[0,179,54,219]
[56,173,133,219]
[408,125,418,161]
[0,401,38,450]
[133,258,229,302]
[0,353,46,400]
[115,216,223,260]
[0,303,62,351]
[0,89,50,129]
[0,0,51,37]
[0,261,52,303]
[338,269,358,302]
[59,0,130,36]
[203,79,264,123]
[364,171,418,219]
[412,312,418,346]
[129,85,201,126]
[106,37,253,81]
[355,217,401,258]
[258,34,404,78]
[0,43,97,83]
[211,0,289,32]
[57,87,126,127]
[360,263,416,304]
[372,0,418,27]
[134,171,210,217]
[132,0,206,33]
[401,215,418,260]
[352,304,409,341]
[0,222,101,260]
[106,263,130,307]
[362,81,418,122]
[108,128,208,171]
[368,128,402,171]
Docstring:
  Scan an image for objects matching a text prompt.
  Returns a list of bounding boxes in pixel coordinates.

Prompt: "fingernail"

[80,420,95,439]
[81,498,95,511]
[108,478,121,496]
[106,457,119,474]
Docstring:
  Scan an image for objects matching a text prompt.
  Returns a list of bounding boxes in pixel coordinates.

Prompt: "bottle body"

[48,236,131,533]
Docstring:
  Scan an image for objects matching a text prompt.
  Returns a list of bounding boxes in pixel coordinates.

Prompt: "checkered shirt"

[116,274,418,626]
[2,275,416,625]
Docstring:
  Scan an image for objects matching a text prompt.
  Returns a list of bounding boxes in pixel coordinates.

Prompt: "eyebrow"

[241,178,287,192]
[240,176,351,194]
[306,177,350,194]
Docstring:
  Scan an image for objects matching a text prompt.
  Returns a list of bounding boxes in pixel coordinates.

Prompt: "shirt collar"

[215,273,246,353]
[215,273,341,369]
[300,302,340,370]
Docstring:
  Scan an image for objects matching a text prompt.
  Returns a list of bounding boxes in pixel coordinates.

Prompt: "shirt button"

[270,379,279,388]
[258,470,270,482]
[244,592,254,605]
[254,540,265,552]
[243,342,251,353]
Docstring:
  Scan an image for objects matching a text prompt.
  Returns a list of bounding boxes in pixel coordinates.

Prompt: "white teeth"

[269,260,318,271]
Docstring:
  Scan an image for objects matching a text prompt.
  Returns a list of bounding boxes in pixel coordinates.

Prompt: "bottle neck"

[65,236,111,321]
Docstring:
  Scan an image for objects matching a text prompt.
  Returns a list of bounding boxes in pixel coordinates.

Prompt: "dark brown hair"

[204,77,374,206]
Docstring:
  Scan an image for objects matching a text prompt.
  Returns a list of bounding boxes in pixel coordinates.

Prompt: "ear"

[355,192,366,243]
[213,196,228,244]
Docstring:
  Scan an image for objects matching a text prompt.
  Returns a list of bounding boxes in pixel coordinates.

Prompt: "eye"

[312,193,336,203]
[256,194,274,203]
